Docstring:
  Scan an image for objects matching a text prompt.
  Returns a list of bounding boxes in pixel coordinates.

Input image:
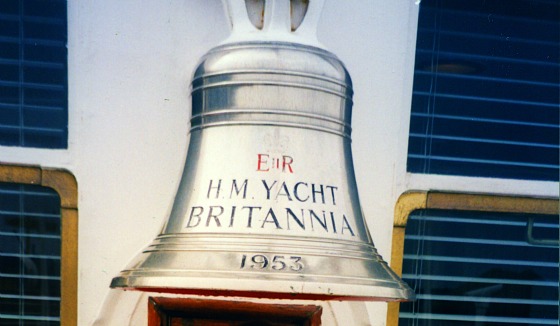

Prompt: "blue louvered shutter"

[0,183,62,325]
[0,0,68,148]
[399,209,559,325]
[406,0,559,181]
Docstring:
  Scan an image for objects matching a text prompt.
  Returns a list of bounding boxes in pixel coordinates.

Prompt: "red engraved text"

[257,154,294,173]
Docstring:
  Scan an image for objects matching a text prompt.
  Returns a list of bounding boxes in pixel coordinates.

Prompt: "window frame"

[0,163,78,325]
[386,190,559,326]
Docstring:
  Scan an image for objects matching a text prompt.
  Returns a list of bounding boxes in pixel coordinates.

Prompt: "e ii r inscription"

[257,154,294,173]
[184,152,356,237]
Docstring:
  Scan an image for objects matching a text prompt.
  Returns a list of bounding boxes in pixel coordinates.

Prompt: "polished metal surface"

[111,41,414,301]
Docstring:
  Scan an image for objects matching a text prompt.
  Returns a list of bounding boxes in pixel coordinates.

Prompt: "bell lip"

[109,234,415,302]
[110,275,415,302]
[115,286,414,302]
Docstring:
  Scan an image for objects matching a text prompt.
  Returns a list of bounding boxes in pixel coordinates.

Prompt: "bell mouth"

[110,234,415,301]
[114,286,412,303]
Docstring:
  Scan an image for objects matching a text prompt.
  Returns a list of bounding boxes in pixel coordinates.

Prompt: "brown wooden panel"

[148,297,322,326]
[0,164,41,184]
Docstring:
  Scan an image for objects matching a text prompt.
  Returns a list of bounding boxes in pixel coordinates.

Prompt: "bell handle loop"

[264,0,291,33]
[294,0,325,37]
[222,0,258,34]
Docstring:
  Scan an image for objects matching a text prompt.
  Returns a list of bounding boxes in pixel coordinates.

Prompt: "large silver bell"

[111,0,414,302]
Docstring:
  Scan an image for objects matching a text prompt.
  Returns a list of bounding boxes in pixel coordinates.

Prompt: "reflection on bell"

[110,39,414,301]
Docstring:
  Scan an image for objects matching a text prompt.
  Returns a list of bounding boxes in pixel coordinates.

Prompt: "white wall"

[4,0,556,324]
[2,1,425,325]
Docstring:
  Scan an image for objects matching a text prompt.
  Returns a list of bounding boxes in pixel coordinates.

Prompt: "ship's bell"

[111,0,414,301]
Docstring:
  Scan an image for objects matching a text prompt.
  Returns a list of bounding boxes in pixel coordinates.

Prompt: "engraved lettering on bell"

[256,154,294,173]
[184,177,353,237]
